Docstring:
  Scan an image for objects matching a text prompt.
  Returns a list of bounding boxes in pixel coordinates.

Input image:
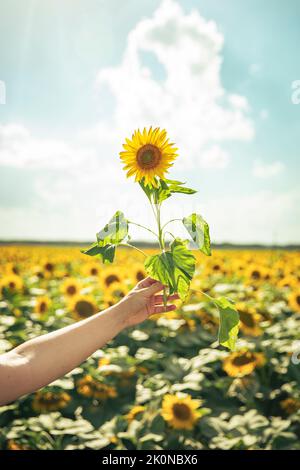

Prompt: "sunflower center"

[67,285,77,295]
[251,270,261,280]
[75,300,94,318]
[232,354,254,367]
[105,274,120,286]
[137,144,161,169]
[172,403,191,421]
[296,295,300,306]
[45,263,54,272]
[136,270,145,281]
[240,312,255,328]
[39,302,47,313]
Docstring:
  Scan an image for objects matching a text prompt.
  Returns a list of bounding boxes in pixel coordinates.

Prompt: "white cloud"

[200,145,230,169]
[0,123,93,169]
[95,0,254,169]
[253,159,285,179]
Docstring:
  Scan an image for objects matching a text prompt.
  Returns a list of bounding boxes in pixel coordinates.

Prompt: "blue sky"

[0,0,299,243]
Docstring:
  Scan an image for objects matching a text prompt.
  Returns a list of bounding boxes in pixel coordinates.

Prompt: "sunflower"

[32,390,71,413]
[7,440,29,451]
[223,349,266,377]
[125,405,145,422]
[161,394,203,430]
[77,375,117,400]
[103,282,128,306]
[1,274,23,294]
[34,296,51,316]
[100,267,124,287]
[280,397,300,415]
[61,277,81,297]
[120,127,178,187]
[236,302,262,337]
[277,276,297,290]
[288,290,300,313]
[69,295,98,320]
[132,264,147,283]
[43,261,55,275]
[245,265,264,282]
[83,262,101,277]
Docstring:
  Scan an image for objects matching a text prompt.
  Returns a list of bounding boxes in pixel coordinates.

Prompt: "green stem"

[119,243,147,258]
[161,218,182,231]
[165,231,176,240]
[151,197,168,308]
[190,288,216,304]
[128,221,158,239]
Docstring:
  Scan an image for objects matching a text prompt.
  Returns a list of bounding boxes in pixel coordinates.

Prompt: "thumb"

[144,281,164,297]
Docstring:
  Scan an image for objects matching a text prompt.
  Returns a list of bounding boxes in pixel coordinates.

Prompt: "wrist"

[111,298,132,330]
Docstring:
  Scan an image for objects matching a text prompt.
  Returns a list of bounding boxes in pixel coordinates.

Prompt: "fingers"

[136,276,158,289]
[153,304,177,314]
[154,293,179,304]
[144,280,164,296]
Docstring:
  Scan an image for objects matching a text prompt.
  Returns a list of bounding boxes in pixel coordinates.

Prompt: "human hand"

[118,277,179,327]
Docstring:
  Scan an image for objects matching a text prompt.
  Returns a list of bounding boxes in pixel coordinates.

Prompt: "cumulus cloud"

[0,123,99,169]
[95,0,254,169]
[252,159,285,179]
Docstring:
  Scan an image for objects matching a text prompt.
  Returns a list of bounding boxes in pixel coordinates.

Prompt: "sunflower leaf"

[183,213,211,256]
[214,297,239,351]
[82,211,128,264]
[96,211,128,245]
[165,179,197,195]
[81,243,116,264]
[144,238,196,300]
[156,179,197,203]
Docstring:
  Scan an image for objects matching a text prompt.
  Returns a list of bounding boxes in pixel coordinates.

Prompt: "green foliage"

[183,213,211,256]
[214,297,240,351]
[144,239,196,300]
[82,211,128,264]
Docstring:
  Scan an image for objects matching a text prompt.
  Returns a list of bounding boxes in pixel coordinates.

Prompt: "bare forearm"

[0,303,127,405]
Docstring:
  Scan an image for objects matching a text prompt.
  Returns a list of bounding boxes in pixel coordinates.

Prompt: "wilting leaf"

[82,211,128,264]
[183,213,211,256]
[214,297,239,351]
[144,238,195,300]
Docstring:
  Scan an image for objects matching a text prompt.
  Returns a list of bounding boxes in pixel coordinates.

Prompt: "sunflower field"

[0,245,300,450]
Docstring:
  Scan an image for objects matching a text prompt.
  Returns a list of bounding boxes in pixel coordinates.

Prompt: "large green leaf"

[82,211,128,264]
[215,297,239,351]
[183,213,211,256]
[144,238,195,300]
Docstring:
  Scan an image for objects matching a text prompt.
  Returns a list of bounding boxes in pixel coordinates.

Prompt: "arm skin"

[0,278,178,406]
